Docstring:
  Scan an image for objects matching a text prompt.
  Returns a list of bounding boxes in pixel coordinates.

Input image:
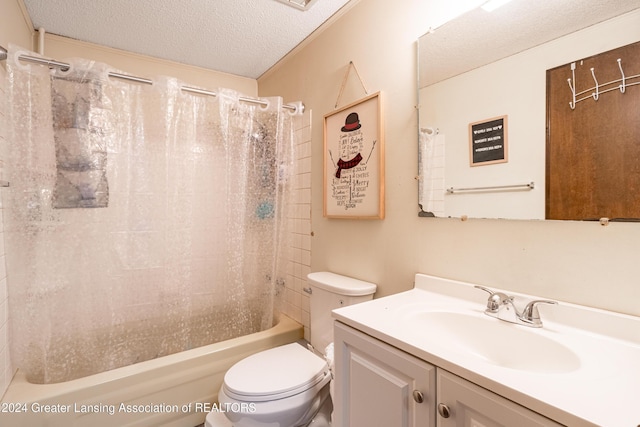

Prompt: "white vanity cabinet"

[334,321,562,427]
[333,321,436,427]
[437,370,562,427]
[331,273,640,426]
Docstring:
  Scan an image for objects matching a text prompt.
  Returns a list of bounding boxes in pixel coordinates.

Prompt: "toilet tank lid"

[307,272,377,296]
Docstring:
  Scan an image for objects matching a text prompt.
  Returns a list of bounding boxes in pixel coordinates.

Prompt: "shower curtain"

[3,46,296,384]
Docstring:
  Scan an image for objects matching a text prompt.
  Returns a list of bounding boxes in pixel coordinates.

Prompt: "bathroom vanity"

[332,274,640,427]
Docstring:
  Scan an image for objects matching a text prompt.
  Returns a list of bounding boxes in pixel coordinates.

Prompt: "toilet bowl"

[206,343,331,427]
[206,272,376,427]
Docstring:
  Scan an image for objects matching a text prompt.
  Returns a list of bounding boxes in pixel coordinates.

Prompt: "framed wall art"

[323,92,384,219]
[469,115,508,166]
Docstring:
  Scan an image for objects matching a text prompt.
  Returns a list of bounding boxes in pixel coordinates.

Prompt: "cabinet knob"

[412,390,425,403]
[437,403,451,418]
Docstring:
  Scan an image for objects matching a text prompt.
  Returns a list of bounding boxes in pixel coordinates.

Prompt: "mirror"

[417,0,640,219]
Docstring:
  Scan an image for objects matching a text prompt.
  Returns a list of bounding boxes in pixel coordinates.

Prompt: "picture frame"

[323,92,384,219]
[469,115,508,166]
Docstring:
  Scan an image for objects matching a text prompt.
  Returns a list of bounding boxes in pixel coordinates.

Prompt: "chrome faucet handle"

[474,285,494,295]
[520,300,558,325]
[474,285,512,313]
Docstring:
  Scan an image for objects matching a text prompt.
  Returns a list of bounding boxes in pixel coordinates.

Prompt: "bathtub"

[0,315,303,427]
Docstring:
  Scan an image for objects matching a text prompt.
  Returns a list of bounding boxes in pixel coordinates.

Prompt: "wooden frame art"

[323,92,384,219]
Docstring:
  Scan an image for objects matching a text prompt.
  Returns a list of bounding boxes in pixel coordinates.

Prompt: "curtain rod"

[0,45,304,115]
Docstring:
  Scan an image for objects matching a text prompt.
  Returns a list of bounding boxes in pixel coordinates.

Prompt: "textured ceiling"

[22,0,353,79]
[419,0,640,87]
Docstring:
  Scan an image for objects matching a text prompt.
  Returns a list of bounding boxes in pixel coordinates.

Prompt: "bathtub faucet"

[474,285,557,328]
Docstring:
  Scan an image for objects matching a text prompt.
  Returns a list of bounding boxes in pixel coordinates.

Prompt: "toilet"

[205,272,376,427]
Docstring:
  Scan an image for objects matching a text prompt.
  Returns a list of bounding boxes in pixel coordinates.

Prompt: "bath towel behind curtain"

[51,69,110,208]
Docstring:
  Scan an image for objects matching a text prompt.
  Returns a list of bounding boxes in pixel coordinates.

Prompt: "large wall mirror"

[417,0,640,220]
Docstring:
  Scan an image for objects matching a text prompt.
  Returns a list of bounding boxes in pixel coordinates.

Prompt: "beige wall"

[40,34,257,96]
[0,0,257,95]
[258,0,640,317]
[0,0,32,55]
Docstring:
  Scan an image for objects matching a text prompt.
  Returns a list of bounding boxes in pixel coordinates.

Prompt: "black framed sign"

[469,115,508,166]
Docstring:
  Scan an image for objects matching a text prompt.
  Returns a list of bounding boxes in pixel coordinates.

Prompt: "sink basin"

[332,274,640,426]
[407,311,581,373]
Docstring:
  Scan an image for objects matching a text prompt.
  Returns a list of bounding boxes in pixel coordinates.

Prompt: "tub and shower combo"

[0,45,304,426]
[2,317,302,427]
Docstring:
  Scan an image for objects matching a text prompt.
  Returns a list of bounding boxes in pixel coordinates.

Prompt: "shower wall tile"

[284,110,313,341]
[300,234,311,251]
[0,65,10,398]
[299,157,311,174]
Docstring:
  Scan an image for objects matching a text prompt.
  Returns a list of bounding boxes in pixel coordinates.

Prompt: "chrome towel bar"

[447,182,534,194]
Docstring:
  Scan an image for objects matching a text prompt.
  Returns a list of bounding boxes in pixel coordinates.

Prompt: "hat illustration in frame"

[341,112,361,132]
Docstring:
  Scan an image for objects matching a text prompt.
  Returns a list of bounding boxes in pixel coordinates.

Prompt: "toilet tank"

[307,272,376,352]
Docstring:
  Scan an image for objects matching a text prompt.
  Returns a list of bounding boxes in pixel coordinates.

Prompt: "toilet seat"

[223,343,329,402]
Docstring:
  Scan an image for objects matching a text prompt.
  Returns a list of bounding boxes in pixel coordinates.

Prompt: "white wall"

[258,0,640,317]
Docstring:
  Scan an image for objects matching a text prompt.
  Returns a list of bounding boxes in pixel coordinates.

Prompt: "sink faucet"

[474,285,557,328]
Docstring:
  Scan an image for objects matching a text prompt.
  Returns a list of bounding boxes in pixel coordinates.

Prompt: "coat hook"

[617,58,626,93]
[567,79,576,109]
[567,63,576,110]
[590,68,599,101]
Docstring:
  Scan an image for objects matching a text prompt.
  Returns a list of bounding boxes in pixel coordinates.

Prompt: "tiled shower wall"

[0,65,10,397]
[284,110,313,341]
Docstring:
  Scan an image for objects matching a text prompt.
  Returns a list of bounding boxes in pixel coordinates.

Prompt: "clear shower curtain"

[3,46,295,384]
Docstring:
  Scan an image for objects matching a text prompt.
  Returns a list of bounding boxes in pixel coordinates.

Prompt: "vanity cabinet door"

[334,321,436,427]
[437,370,563,427]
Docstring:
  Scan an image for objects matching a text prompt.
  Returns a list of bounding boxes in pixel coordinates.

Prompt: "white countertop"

[332,274,640,427]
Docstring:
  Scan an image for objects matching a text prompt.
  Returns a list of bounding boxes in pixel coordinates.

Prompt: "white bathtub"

[0,315,303,427]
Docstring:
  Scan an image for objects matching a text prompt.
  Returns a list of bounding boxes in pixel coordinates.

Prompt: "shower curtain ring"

[288,101,305,116]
